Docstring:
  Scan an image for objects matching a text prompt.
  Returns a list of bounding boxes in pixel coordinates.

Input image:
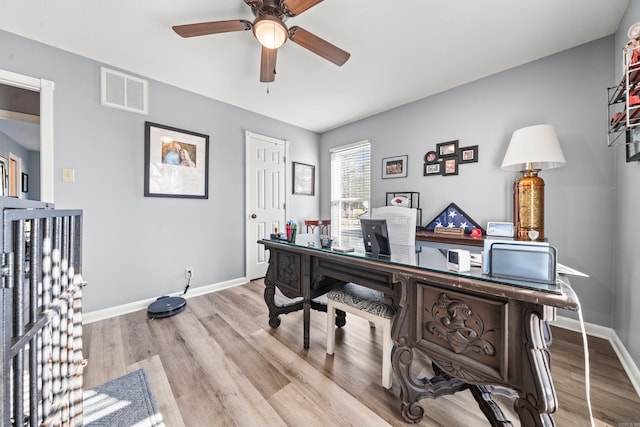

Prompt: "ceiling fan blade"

[172,19,252,38]
[283,0,323,16]
[260,46,277,83]
[288,26,350,66]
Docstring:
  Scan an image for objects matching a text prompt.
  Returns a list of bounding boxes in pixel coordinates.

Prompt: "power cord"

[183,270,191,295]
[577,301,595,427]
[558,276,594,427]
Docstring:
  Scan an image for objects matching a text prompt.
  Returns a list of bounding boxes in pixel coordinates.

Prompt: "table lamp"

[501,124,566,241]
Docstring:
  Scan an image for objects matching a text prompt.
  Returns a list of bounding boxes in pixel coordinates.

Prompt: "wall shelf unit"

[608,41,640,161]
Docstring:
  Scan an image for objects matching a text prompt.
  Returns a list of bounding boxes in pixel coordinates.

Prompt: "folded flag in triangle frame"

[424,202,485,235]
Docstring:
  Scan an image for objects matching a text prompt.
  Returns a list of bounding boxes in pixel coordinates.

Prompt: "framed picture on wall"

[382,155,408,178]
[442,157,459,176]
[144,121,209,199]
[459,145,478,163]
[424,151,438,164]
[423,162,441,176]
[292,162,315,195]
[436,140,458,157]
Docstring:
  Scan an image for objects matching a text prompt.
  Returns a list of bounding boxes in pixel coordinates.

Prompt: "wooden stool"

[326,283,395,389]
[304,219,331,235]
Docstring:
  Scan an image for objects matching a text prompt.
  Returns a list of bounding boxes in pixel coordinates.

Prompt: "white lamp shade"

[501,124,566,171]
[253,16,287,49]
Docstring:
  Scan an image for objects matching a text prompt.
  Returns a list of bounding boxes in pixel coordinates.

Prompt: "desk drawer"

[315,257,396,293]
[415,283,507,383]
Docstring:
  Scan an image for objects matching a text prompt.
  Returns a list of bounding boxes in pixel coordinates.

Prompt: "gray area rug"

[83,368,164,426]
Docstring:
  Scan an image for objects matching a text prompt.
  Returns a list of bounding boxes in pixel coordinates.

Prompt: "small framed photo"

[436,140,459,157]
[21,173,28,193]
[459,145,478,164]
[442,157,459,176]
[144,121,209,199]
[424,162,441,176]
[424,150,438,164]
[292,162,315,195]
[382,155,408,179]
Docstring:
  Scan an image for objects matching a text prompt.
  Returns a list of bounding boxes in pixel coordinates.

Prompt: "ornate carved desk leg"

[468,385,514,427]
[391,273,434,423]
[513,308,556,427]
[263,279,281,328]
[394,338,424,423]
[392,273,431,423]
[263,251,303,329]
[263,276,303,328]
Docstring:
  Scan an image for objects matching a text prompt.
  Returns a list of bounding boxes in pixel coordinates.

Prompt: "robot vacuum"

[147,295,187,319]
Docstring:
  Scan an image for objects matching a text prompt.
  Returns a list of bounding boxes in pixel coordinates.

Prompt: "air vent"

[100,67,148,114]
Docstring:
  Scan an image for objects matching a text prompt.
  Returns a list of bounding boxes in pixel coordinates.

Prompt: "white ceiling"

[0,0,630,134]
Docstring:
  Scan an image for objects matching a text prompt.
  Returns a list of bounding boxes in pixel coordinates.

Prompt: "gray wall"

[320,37,616,329]
[0,29,320,312]
[0,130,37,199]
[614,0,640,372]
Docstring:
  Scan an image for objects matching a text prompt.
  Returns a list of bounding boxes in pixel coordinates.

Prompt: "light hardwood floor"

[83,279,640,426]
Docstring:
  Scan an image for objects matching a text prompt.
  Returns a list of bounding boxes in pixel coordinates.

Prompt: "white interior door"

[245,131,287,280]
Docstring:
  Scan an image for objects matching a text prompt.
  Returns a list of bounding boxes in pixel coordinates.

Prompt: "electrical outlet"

[185,268,193,279]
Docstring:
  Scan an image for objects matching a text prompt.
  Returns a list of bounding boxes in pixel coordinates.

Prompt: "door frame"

[0,69,54,202]
[244,130,289,279]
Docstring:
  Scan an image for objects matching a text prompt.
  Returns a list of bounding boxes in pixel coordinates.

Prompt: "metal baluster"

[12,219,26,427]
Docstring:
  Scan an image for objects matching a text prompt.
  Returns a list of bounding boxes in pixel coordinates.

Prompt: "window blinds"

[330,141,371,248]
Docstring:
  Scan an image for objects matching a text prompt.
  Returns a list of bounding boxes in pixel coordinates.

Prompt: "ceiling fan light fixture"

[253,15,287,49]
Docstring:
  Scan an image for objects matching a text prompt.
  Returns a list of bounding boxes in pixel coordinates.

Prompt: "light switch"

[62,168,75,182]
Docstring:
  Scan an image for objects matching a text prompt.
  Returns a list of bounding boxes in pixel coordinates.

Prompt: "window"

[330,141,371,248]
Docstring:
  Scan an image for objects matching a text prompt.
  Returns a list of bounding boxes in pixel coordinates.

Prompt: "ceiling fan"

[172,0,350,83]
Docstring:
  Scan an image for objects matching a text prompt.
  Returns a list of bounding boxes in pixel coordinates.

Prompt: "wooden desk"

[259,239,579,425]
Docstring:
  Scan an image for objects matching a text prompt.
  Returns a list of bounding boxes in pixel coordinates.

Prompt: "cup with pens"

[285,221,297,242]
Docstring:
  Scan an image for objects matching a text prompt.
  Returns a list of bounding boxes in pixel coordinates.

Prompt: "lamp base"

[513,170,545,241]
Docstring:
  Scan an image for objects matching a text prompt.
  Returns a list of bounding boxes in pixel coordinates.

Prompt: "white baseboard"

[552,315,640,399]
[82,277,248,324]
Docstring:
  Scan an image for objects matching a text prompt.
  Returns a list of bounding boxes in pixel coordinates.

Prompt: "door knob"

[251,214,257,219]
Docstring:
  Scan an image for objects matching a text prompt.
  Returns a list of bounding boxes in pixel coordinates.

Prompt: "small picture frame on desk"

[626,128,640,162]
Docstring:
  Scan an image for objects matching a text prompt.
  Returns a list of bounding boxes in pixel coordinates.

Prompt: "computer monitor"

[360,218,391,256]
